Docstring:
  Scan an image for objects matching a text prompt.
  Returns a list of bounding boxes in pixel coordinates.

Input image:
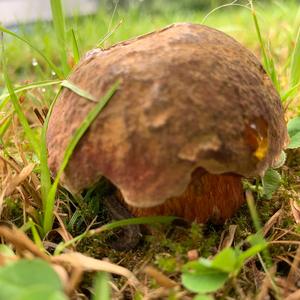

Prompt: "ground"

[0,1,300,299]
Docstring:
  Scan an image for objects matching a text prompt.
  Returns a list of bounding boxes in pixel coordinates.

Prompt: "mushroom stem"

[102,194,142,250]
[124,168,245,223]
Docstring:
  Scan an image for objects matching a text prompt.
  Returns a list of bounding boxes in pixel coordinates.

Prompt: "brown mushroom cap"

[47,23,288,208]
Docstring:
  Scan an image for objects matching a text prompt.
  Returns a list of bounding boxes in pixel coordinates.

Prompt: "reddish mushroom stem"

[122,168,245,223]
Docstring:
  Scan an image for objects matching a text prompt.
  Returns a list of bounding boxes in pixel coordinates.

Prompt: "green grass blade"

[50,0,69,76]
[40,88,63,209]
[251,6,269,72]
[268,55,280,93]
[281,81,300,102]
[28,219,44,251]
[92,216,177,234]
[250,2,280,92]
[0,79,61,108]
[0,116,11,140]
[67,208,82,230]
[61,80,96,102]
[290,26,300,89]
[2,58,40,156]
[43,81,119,234]
[39,158,51,210]
[0,80,62,211]
[54,215,176,255]
[71,29,80,65]
[0,25,63,78]
[92,272,111,300]
[245,190,273,271]
[96,20,123,48]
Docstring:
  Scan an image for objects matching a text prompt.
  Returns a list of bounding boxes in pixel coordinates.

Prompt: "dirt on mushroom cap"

[46,23,288,208]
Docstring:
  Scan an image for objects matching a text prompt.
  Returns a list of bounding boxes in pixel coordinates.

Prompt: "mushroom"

[47,23,288,227]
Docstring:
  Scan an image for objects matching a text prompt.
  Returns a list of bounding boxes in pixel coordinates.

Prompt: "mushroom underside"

[116,167,245,223]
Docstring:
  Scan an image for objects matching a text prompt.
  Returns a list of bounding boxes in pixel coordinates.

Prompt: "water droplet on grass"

[32,58,38,67]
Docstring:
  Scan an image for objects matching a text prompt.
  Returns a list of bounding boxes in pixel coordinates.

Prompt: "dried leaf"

[51,252,139,287]
[263,209,282,236]
[219,225,237,250]
[290,200,300,224]
[143,266,177,288]
[0,225,48,261]
[4,163,35,197]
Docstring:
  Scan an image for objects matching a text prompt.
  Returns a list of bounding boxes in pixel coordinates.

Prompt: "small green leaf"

[287,117,300,138]
[287,116,300,149]
[262,169,282,199]
[0,259,66,300]
[287,132,300,149]
[272,151,286,169]
[182,260,228,293]
[182,269,228,293]
[211,247,238,273]
[182,259,212,273]
[16,287,66,300]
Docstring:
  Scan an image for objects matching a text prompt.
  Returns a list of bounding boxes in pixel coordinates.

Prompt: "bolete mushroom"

[47,23,288,228]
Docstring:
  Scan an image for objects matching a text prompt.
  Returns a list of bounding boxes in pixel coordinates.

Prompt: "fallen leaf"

[143,265,178,288]
[4,163,35,197]
[51,252,139,287]
[290,200,300,224]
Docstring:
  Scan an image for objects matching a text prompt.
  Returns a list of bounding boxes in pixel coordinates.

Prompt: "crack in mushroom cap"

[46,23,288,208]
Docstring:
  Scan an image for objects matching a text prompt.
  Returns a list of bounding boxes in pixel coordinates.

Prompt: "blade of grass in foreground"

[28,219,44,251]
[71,28,80,65]
[61,80,96,102]
[0,79,61,110]
[290,26,300,91]
[42,81,120,234]
[40,88,62,209]
[2,59,40,156]
[90,215,177,234]
[250,2,280,92]
[92,272,111,300]
[281,81,300,102]
[50,0,70,76]
[0,116,11,141]
[245,190,280,297]
[0,80,61,102]
[54,215,177,255]
[0,25,63,78]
